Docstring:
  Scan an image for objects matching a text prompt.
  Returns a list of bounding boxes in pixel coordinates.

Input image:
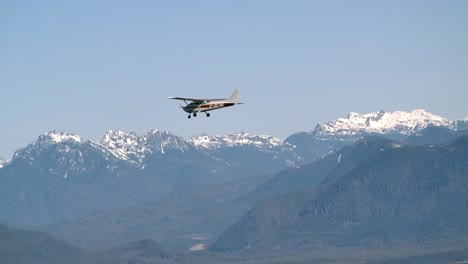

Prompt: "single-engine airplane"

[169,89,241,119]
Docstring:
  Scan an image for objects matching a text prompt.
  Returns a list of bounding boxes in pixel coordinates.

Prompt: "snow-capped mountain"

[285,109,468,163]
[13,131,83,160]
[311,109,459,140]
[1,131,145,225]
[9,131,131,180]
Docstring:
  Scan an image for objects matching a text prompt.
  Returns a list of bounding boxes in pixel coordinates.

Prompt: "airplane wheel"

[206,113,210,117]
[188,115,191,119]
[193,113,197,117]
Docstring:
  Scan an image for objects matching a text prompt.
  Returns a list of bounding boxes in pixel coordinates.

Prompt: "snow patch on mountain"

[312,109,456,139]
[33,131,82,150]
[39,131,82,144]
[191,134,224,149]
[144,129,192,154]
[100,129,192,165]
[101,130,145,162]
[0,159,10,169]
[191,132,290,150]
[192,132,302,167]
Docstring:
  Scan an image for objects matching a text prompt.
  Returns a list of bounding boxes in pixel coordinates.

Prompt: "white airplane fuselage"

[182,100,236,114]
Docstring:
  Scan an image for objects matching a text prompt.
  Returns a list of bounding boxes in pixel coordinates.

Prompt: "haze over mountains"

[1,109,468,263]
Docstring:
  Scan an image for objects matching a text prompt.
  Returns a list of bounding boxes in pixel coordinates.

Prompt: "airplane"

[169,89,242,119]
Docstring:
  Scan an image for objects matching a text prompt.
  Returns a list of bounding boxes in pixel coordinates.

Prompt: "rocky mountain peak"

[101,130,144,162]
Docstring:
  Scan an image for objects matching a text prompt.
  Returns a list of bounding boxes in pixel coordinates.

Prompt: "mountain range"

[0,130,301,226]
[1,109,468,263]
[0,109,467,227]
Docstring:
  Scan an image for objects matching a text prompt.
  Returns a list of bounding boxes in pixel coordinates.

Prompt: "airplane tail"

[229,89,240,104]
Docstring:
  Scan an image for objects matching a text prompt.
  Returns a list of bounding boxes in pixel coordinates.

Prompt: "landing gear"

[188,112,209,119]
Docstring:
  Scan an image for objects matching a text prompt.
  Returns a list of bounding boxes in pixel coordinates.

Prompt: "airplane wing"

[168,96,226,102]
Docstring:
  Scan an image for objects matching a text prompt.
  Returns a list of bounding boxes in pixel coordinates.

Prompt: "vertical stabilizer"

[229,89,240,103]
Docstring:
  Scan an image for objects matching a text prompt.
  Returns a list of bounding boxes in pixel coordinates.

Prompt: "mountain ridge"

[210,135,468,252]
[3,109,467,163]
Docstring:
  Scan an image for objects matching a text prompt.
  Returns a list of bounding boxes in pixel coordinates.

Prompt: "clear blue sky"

[1,0,467,159]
